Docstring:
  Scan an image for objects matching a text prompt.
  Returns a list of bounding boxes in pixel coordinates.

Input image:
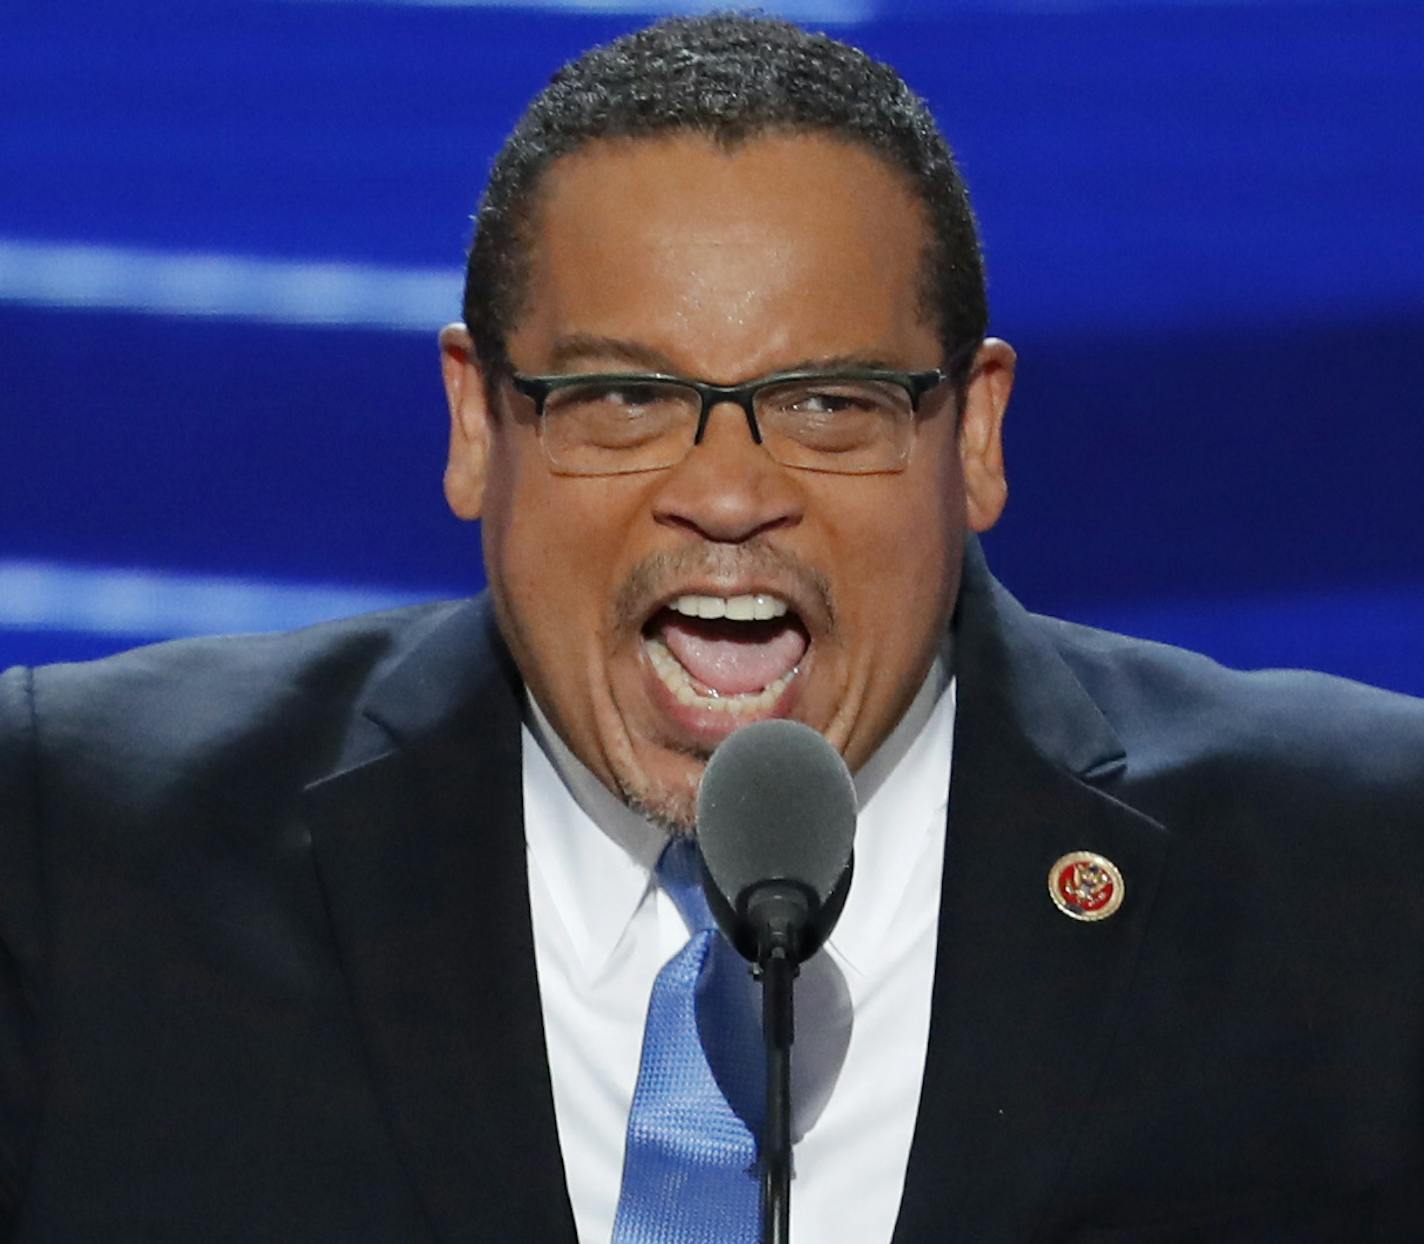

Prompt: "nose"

[650,399,804,544]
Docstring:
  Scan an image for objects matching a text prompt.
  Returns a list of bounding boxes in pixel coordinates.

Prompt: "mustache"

[613,542,834,631]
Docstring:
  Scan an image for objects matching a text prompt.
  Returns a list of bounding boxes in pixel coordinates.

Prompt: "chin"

[620,774,697,831]
[624,793,697,839]
[613,747,706,837]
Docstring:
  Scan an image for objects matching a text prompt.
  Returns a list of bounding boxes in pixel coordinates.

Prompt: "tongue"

[657,615,808,696]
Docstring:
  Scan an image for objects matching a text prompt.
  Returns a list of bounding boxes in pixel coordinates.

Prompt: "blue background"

[3,0,1421,694]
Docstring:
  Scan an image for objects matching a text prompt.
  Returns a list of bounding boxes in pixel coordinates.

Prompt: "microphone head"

[696,718,857,964]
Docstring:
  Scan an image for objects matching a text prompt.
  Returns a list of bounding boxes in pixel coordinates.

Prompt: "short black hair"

[464,13,987,388]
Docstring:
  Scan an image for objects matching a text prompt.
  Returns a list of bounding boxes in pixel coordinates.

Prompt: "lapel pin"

[1049,851,1124,922]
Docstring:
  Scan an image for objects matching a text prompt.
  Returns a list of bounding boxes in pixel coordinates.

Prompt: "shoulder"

[1033,613,1424,811]
[0,599,483,830]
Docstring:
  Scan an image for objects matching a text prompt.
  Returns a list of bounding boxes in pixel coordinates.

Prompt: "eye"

[587,382,667,409]
[550,380,688,415]
[782,386,879,416]
[763,378,907,418]
[756,378,911,459]
[542,379,697,453]
[761,380,905,427]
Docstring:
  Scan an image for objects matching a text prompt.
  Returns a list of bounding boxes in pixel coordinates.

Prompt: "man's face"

[443,133,1010,830]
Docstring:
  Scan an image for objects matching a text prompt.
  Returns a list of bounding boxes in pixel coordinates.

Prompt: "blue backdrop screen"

[3,0,1421,693]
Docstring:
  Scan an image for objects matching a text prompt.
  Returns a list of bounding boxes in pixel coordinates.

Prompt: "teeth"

[670,593,790,622]
[646,635,799,717]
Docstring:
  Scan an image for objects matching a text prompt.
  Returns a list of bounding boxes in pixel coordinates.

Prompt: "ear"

[958,337,1014,533]
[439,322,492,520]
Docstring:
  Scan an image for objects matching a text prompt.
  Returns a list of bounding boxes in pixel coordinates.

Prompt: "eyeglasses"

[508,365,951,477]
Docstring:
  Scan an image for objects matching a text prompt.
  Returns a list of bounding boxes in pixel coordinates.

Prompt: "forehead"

[512,132,937,377]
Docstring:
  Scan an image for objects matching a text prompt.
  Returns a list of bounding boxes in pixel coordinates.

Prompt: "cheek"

[827,454,965,629]
[480,454,581,672]
[482,460,644,664]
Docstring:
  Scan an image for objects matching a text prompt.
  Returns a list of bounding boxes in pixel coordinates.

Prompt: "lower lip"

[639,638,805,746]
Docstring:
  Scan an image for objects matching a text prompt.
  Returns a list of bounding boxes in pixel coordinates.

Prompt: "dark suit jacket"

[3,542,1423,1242]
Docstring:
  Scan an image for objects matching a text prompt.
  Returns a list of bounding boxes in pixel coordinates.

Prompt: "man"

[2,14,1422,1242]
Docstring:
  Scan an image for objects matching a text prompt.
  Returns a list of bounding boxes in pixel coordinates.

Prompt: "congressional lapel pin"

[1049,851,1124,922]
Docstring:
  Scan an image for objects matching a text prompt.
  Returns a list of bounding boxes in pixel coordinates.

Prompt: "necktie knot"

[656,835,716,935]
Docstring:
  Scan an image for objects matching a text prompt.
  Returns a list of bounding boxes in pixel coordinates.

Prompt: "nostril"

[651,481,802,544]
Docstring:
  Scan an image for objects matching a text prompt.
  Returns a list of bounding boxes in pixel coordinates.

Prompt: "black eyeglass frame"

[508,366,949,449]
[503,335,985,476]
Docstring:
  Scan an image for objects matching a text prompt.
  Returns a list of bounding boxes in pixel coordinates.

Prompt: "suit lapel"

[303,599,576,1243]
[895,543,1172,1242]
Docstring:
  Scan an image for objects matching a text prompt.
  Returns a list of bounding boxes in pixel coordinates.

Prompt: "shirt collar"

[521,696,666,979]
[831,666,955,977]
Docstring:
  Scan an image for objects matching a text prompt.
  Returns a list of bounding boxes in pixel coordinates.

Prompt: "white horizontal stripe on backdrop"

[0,239,459,333]
[284,0,876,23]
[0,560,449,641]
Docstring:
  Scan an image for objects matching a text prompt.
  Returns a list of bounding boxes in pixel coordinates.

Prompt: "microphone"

[695,718,857,1244]
[696,718,857,966]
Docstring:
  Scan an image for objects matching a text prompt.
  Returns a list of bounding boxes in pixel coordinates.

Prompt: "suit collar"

[895,538,1170,1242]
[303,597,577,1243]
[955,536,1127,781]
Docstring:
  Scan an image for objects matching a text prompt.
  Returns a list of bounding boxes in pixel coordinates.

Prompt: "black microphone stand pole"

[751,885,808,1244]
[759,945,795,1244]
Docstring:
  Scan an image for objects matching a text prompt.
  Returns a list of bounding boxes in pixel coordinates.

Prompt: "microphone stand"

[750,885,808,1244]
[759,944,796,1244]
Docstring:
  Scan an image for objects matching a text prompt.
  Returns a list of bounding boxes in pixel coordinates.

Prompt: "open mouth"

[642,593,809,719]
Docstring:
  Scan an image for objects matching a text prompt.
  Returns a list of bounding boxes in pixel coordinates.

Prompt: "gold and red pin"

[1048,851,1124,922]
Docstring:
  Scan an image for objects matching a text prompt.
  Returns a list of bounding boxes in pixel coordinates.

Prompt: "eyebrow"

[545,334,911,379]
[547,335,679,372]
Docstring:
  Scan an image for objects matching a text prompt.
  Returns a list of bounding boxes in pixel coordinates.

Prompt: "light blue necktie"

[611,836,764,1244]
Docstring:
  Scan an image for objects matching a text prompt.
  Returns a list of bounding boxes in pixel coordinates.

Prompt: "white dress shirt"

[522,666,955,1243]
